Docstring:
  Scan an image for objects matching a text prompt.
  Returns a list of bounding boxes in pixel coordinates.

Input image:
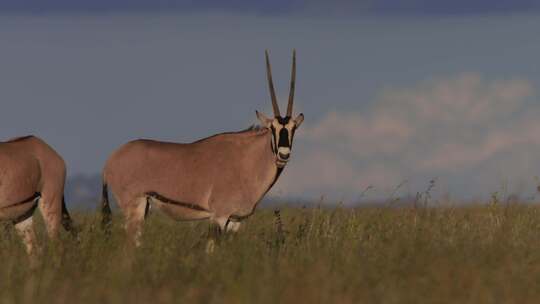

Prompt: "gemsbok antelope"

[0,135,77,254]
[101,50,304,246]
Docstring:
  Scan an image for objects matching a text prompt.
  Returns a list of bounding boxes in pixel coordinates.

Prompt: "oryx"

[101,50,304,246]
[0,135,77,254]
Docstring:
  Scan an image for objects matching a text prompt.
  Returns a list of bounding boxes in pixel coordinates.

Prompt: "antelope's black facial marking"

[269,116,298,167]
[276,116,291,124]
[278,128,290,147]
[256,111,303,168]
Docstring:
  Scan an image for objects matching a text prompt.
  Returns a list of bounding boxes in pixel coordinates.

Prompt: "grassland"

[2,203,540,303]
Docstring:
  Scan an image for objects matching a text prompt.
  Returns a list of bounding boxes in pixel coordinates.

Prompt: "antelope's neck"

[249,130,282,196]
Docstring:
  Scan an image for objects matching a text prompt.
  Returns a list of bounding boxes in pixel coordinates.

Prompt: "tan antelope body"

[0,135,76,254]
[101,50,304,245]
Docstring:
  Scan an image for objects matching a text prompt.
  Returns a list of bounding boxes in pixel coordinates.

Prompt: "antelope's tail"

[101,182,112,230]
[61,196,79,238]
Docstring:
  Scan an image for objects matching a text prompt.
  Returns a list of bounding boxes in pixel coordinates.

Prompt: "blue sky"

[1,0,540,15]
[2,3,540,203]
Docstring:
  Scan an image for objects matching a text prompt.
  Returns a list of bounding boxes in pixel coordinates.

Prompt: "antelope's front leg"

[225,221,242,232]
[205,217,242,253]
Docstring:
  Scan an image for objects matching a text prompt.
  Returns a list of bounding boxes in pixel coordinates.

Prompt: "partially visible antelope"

[0,135,77,254]
[101,50,304,247]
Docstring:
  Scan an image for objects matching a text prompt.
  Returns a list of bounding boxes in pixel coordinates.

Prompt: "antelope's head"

[256,50,304,168]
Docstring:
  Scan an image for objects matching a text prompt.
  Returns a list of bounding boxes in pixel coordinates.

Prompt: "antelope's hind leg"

[60,197,78,237]
[124,196,149,247]
[38,195,63,239]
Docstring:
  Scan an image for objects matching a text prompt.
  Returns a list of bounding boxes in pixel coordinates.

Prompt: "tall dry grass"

[1,204,540,303]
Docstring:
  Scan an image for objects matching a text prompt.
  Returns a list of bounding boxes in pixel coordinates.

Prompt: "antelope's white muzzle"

[277,147,291,162]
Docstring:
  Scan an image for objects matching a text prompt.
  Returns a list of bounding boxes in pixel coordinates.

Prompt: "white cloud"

[272,73,540,200]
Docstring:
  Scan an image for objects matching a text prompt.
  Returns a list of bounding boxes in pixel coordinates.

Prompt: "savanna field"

[3,202,540,303]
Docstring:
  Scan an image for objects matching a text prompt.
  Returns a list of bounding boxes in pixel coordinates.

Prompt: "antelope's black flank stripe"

[146,191,208,212]
[0,192,40,210]
[8,193,40,224]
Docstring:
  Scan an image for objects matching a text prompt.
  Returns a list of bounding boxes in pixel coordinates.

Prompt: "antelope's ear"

[256,110,273,128]
[294,113,304,128]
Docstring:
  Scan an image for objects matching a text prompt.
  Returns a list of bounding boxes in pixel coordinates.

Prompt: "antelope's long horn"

[265,50,281,117]
[286,49,296,117]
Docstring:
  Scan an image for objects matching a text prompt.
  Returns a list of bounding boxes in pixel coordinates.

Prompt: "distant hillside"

[65,174,101,210]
